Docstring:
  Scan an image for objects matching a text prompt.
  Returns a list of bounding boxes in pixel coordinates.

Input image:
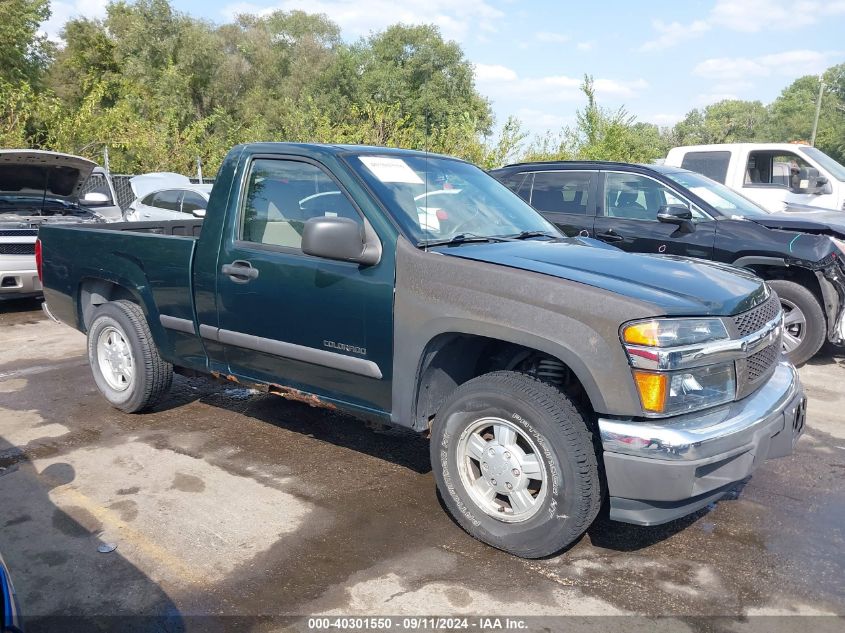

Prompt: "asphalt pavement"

[0,298,843,633]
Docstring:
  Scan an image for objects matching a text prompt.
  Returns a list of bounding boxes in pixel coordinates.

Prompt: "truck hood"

[438,238,768,316]
[750,207,845,239]
[0,150,96,199]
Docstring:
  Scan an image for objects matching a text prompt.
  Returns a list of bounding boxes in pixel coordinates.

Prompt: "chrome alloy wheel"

[96,325,134,392]
[457,417,547,523]
[780,298,807,354]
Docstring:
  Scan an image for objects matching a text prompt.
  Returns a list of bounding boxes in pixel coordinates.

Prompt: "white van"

[665,143,845,213]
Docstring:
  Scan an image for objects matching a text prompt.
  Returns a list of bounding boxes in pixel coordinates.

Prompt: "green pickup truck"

[38,143,806,558]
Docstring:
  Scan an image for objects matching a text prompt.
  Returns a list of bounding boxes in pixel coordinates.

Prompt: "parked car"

[38,143,805,558]
[490,161,845,365]
[79,166,123,221]
[124,172,211,222]
[0,552,22,633]
[0,150,104,300]
[665,143,845,213]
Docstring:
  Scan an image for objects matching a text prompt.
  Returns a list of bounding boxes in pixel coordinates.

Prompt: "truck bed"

[38,220,203,367]
[83,218,204,238]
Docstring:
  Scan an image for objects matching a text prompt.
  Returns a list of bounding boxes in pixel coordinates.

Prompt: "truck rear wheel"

[430,371,601,558]
[87,300,173,413]
[767,280,826,365]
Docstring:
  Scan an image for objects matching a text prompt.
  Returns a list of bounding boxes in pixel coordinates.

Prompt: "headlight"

[632,362,736,415]
[622,318,729,347]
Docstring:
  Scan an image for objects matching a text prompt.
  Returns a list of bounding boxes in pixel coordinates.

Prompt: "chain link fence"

[80,173,215,211]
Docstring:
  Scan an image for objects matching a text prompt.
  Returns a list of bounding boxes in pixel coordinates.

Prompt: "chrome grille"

[0,243,35,255]
[733,294,780,337]
[0,229,38,237]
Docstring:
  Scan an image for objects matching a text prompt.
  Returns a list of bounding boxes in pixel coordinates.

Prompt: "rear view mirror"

[301,217,380,266]
[657,204,695,234]
[192,209,206,218]
[796,168,832,195]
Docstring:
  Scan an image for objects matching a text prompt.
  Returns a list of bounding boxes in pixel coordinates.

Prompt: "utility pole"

[810,76,825,146]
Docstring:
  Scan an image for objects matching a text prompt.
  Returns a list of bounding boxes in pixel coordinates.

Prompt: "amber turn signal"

[623,321,660,347]
[632,370,668,413]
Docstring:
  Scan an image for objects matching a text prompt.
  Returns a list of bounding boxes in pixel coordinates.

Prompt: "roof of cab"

[236,142,460,162]
[490,160,692,176]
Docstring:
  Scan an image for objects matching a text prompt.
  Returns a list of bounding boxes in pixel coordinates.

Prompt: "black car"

[490,161,845,364]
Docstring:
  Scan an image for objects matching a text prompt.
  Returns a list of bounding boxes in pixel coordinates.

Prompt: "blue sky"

[44,0,845,135]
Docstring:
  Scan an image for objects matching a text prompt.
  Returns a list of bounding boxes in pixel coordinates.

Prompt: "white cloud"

[576,41,594,52]
[709,0,845,32]
[475,64,647,103]
[639,1,845,51]
[474,63,518,82]
[535,31,569,43]
[41,0,108,41]
[221,0,504,41]
[694,93,740,106]
[694,49,839,80]
[638,19,709,52]
[644,113,684,126]
[516,108,573,131]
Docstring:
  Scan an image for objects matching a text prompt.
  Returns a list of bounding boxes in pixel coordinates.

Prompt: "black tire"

[430,371,602,558]
[87,300,173,412]
[767,280,826,365]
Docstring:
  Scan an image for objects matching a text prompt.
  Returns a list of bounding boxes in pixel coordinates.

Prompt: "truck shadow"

[806,342,845,368]
[0,437,186,633]
[173,376,435,475]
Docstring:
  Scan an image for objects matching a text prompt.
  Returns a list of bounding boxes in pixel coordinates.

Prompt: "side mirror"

[83,191,109,204]
[657,204,695,234]
[192,209,206,218]
[301,216,380,266]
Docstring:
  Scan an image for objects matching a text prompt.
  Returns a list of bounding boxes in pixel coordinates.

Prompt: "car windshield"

[798,146,845,181]
[664,171,770,217]
[346,153,559,245]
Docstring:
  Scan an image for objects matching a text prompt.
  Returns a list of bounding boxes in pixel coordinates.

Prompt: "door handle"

[596,231,624,243]
[221,260,259,283]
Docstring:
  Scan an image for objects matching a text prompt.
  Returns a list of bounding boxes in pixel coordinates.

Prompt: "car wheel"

[87,300,173,412]
[430,371,602,558]
[767,279,826,365]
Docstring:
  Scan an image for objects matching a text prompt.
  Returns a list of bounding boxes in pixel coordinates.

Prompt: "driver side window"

[240,159,361,250]
[604,173,707,221]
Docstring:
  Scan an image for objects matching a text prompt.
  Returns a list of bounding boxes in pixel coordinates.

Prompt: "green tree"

[0,0,53,85]
[670,99,768,145]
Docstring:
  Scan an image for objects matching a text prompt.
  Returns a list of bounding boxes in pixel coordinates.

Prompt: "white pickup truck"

[665,143,845,213]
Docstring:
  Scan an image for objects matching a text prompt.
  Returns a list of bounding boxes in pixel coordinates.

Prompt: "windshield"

[664,171,770,217]
[346,153,559,245]
[798,146,845,181]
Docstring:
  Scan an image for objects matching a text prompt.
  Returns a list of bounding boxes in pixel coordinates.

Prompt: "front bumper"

[598,361,805,526]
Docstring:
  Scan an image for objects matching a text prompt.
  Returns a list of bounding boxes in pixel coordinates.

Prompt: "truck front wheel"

[87,300,173,413]
[430,371,602,558]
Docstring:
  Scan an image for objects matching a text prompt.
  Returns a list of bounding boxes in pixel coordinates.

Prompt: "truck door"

[593,171,716,259]
[741,150,823,212]
[212,156,394,413]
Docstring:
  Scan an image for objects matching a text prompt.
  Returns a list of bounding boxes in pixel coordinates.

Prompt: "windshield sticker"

[359,157,424,184]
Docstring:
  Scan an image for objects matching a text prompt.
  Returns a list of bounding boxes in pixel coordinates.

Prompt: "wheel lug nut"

[482,462,488,470]
[512,468,520,476]
[505,482,513,490]
[504,451,511,459]
[488,448,495,456]
[491,478,497,485]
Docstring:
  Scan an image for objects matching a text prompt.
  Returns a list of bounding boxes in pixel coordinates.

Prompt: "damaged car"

[491,161,845,364]
[0,150,104,300]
